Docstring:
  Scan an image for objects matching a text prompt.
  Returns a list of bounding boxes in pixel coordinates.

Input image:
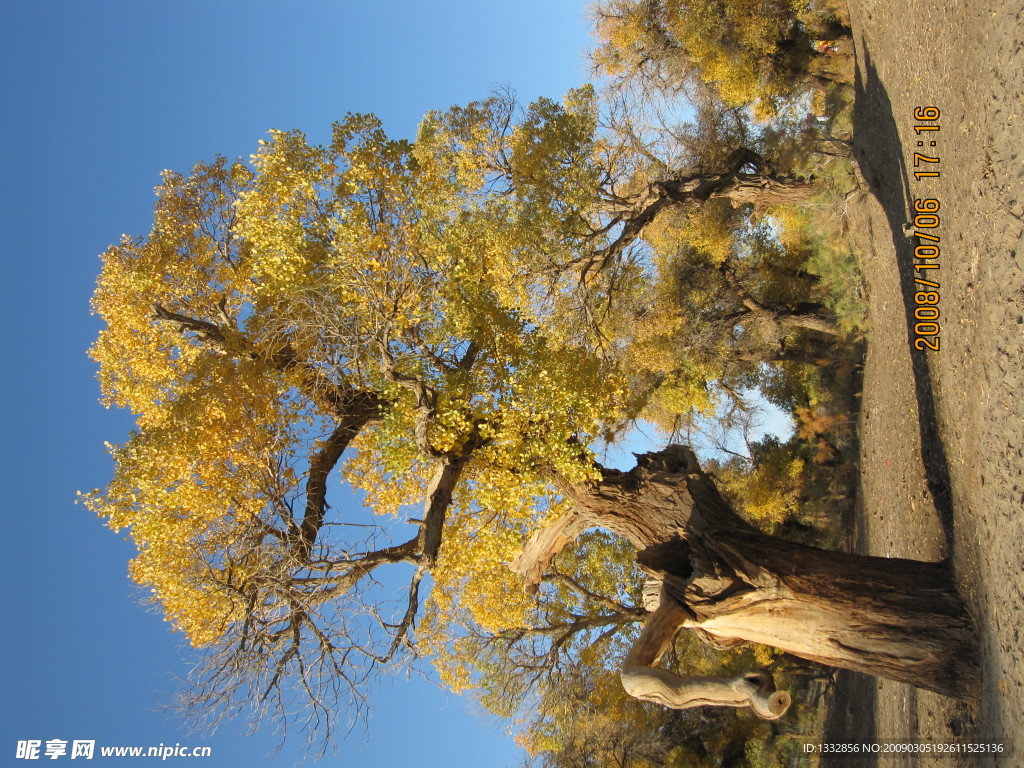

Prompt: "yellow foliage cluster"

[676,200,738,264]
[731,455,805,528]
[592,0,803,117]
[412,88,608,339]
[718,446,805,530]
[767,204,813,251]
[82,354,299,645]
[87,96,626,653]
[606,248,727,431]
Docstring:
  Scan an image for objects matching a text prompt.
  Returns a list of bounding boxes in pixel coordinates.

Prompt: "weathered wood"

[620,597,791,719]
[669,529,979,699]
[516,446,980,714]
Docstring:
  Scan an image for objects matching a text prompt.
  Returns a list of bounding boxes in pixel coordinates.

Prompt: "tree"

[431,527,801,768]
[603,209,845,440]
[577,72,860,443]
[86,93,975,750]
[591,0,853,117]
[416,89,828,437]
[85,107,618,746]
[413,89,818,299]
[514,446,978,716]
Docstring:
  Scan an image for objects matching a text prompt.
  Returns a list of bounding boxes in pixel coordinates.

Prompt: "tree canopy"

[85,94,646,739]
[591,0,851,117]
[86,55,975,760]
[85,81,817,732]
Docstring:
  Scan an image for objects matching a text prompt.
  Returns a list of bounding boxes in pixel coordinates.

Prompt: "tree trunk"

[584,150,817,280]
[711,174,819,208]
[719,264,842,339]
[639,530,977,698]
[620,595,793,719]
[776,309,842,336]
[514,447,980,717]
[739,302,842,339]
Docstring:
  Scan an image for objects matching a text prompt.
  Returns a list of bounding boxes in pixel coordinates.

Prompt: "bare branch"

[620,595,790,719]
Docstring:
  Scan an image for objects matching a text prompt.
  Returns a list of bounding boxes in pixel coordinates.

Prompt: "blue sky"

[0,2,597,765]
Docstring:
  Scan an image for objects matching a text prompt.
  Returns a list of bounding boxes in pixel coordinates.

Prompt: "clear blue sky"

[0,2,595,765]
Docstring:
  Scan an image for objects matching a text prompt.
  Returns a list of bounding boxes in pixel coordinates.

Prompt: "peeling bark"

[775,310,842,336]
[515,446,980,715]
[619,593,792,719]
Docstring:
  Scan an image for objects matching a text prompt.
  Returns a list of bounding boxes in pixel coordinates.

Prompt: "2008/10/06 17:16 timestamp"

[910,106,941,352]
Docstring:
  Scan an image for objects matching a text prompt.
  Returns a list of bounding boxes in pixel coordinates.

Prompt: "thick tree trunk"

[514,447,979,716]
[776,309,842,336]
[639,530,977,699]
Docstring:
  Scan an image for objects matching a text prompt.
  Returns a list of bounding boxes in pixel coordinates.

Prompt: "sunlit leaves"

[88,98,625,656]
[591,0,836,116]
[413,88,610,337]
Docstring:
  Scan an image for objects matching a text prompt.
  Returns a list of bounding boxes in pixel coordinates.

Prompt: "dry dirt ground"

[821,0,1023,765]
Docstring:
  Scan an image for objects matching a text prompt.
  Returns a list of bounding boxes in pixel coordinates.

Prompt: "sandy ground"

[822,1,1023,765]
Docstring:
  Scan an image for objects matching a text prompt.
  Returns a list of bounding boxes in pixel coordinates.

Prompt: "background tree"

[591,0,853,118]
[579,56,863,448]
[604,209,846,441]
[416,86,845,450]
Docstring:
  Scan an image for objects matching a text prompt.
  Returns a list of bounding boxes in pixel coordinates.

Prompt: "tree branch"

[578,150,815,283]
[547,569,647,618]
[153,302,389,422]
[297,394,390,560]
[374,566,428,664]
[718,263,841,337]
[620,593,791,719]
[153,304,228,347]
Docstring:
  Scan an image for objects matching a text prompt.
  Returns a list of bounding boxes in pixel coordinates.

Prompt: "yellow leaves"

[717,439,805,530]
[767,204,816,253]
[344,432,430,519]
[85,317,299,645]
[591,0,652,77]
[414,102,495,195]
[506,88,600,204]
[89,96,625,659]
[678,199,739,264]
[732,462,803,527]
[795,405,847,463]
[591,0,807,117]
[649,370,718,425]
[234,117,422,335]
[411,89,609,338]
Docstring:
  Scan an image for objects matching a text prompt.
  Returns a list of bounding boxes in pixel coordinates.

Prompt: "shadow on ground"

[821,671,878,768]
[820,42,970,766]
[849,43,956,543]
